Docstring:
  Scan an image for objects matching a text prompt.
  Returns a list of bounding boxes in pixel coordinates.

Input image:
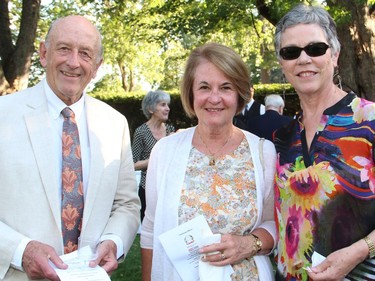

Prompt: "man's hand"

[89,240,118,275]
[23,240,67,280]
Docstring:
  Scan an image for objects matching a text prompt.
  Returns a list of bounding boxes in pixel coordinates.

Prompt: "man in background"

[0,15,140,281]
[233,86,265,130]
[247,94,293,141]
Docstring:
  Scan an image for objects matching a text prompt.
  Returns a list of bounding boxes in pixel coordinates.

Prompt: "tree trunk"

[129,69,134,92]
[260,68,270,83]
[119,62,128,91]
[327,0,375,100]
[0,0,41,95]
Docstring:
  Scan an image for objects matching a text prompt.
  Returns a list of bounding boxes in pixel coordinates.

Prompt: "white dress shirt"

[242,98,266,115]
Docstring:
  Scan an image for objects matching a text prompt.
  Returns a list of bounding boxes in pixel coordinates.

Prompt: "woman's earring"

[333,68,343,90]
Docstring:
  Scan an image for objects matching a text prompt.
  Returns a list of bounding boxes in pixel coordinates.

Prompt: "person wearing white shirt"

[0,15,140,281]
[233,87,265,130]
[141,42,276,281]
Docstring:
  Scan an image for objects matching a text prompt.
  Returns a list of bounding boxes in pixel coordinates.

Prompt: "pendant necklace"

[197,128,233,166]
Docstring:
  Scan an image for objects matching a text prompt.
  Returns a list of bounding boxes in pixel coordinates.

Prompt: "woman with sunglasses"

[273,4,375,281]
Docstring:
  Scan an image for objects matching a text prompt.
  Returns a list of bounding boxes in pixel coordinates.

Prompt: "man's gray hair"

[265,94,284,108]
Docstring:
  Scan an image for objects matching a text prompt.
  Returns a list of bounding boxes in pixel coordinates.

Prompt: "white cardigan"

[141,127,276,281]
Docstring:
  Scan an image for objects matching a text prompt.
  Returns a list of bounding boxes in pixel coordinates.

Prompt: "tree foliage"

[1,0,374,99]
[0,0,41,94]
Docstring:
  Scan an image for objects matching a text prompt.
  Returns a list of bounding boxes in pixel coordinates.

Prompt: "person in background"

[273,4,375,280]
[132,90,175,222]
[233,85,265,130]
[141,42,277,281]
[0,15,140,281]
[247,94,293,142]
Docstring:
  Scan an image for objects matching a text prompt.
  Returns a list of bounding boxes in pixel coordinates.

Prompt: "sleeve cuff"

[11,238,32,271]
[100,234,124,260]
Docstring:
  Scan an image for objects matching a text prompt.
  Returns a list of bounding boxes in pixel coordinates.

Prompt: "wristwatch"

[250,233,262,253]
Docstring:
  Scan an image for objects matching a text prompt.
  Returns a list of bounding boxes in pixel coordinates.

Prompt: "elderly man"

[0,15,140,281]
[246,94,293,141]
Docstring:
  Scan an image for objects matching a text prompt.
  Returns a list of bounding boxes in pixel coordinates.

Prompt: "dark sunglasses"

[279,42,330,60]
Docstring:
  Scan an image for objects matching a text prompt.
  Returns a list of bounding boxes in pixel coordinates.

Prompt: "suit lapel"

[81,97,104,229]
[24,85,61,227]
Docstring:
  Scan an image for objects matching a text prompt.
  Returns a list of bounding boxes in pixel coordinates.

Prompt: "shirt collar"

[247,99,255,110]
[323,91,356,115]
[44,79,85,120]
[297,92,356,133]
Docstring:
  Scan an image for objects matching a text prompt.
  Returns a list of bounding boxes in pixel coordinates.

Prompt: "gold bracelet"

[363,236,375,259]
[249,233,262,253]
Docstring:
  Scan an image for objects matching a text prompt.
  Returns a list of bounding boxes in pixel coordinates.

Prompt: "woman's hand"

[307,239,368,281]
[199,234,256,266]
[134,159,149,171]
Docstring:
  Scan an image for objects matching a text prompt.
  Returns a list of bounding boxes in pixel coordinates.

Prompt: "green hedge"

[90,90,197,139]
[90,83,300,139]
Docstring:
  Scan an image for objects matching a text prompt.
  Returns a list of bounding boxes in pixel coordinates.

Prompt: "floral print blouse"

[273,93,375,281]
[178,138,260,281]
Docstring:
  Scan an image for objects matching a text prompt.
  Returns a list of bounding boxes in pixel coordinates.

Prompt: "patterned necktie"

[61,107,84,254]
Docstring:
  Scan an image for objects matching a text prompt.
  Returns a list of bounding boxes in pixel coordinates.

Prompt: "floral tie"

[61,107,84,254]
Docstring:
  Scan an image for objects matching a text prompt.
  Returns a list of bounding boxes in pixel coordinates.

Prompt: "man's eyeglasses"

[279,42,330,60]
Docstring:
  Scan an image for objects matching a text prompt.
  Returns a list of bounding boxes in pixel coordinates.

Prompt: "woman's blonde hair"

[180,42,251,118]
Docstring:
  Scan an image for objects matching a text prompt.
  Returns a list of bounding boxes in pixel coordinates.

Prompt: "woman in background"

[132,90,175,221]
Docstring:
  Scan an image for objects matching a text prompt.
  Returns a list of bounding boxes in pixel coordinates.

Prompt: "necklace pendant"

[209,158,215,166]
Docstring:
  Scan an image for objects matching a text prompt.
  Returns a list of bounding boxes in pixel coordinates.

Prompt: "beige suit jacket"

[0,81,140,280]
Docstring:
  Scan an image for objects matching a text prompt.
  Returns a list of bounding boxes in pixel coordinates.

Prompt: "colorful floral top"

[178,139,259,281]
[273,93,375,281]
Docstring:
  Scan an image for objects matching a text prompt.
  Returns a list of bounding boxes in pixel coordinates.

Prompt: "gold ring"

[221,253,226,260]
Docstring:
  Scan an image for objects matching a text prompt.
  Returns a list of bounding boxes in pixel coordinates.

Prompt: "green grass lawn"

[111,234,142,281]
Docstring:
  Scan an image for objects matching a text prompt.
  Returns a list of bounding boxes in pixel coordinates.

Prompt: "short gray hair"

[142,90,171,119]
[274,4,340,60]
[264,94,284,108]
